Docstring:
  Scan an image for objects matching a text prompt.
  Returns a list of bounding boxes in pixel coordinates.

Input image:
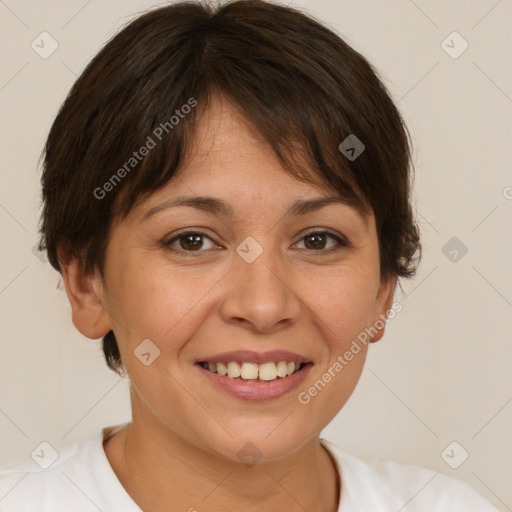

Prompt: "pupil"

[181,234,202,250]
[305,233,326,250]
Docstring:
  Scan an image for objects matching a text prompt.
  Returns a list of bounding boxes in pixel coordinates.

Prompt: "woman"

[0,1,499,510]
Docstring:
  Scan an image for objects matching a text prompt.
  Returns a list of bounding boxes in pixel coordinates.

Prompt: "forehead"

[192,94,251,151]
[127,93,370,228]
[175,95,326,196]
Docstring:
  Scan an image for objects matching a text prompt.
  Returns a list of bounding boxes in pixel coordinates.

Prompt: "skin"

[60,94,396,512]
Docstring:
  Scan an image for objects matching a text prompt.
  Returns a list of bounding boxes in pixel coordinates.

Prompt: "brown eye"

[304,233,328,250]
[295,231,347,253]
[166,232,216,253]
[179,233,203,250]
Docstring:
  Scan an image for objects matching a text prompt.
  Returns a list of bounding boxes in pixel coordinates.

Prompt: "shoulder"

[320,439,500,512]
[0,436,103,512]
[0,425,137,512]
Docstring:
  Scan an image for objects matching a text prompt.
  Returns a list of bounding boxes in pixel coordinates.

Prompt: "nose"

[219,243,303,333]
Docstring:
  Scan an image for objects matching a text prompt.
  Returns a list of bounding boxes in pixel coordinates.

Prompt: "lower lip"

[195,363,313,401]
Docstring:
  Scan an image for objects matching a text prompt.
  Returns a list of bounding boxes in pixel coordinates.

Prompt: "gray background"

[0,0,511,509]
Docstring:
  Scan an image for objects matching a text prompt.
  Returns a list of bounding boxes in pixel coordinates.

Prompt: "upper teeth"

[204,361,300,381]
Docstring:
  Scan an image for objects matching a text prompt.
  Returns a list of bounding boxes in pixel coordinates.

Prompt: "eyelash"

[164,229,350,257]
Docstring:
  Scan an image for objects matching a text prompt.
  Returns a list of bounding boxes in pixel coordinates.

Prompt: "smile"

[195,358,312,401]
[199,360,305,382]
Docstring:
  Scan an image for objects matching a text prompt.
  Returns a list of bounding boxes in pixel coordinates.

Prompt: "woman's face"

[97,95,395,462]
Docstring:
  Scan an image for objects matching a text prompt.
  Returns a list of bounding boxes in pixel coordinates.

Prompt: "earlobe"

[59,252,111,340]
[369,275,397,343]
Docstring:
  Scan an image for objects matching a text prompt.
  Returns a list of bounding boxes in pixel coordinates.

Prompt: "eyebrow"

[140,195,367,223]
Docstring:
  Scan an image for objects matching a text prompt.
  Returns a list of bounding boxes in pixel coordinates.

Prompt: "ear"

[58,251,111,339]
[369,275,397,343]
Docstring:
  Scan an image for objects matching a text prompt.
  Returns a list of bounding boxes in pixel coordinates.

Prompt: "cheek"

[300,266,379,345]
[106,256,228,350]
[293,267,376,411]
[296,279,373,424]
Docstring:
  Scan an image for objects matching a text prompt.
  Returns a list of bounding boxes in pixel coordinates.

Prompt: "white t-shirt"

[0,424,500,512]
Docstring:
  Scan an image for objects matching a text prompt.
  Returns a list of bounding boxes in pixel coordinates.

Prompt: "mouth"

[193,350,313,401]
[196,360,307,382]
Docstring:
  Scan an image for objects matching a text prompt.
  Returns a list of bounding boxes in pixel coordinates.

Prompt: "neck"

[104,414,340,511]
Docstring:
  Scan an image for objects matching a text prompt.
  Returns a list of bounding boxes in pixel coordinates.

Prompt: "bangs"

[41,0,417,284]
[112,82,369,227]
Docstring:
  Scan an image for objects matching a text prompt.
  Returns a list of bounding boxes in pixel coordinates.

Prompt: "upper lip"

[195,350,312,365]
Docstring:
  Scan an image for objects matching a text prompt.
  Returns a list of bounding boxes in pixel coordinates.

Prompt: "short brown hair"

[39,0,421,373]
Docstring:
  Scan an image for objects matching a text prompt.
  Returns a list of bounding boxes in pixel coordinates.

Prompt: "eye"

[294,230,348,253]
[164,229,349,257]
[165,231,217,255]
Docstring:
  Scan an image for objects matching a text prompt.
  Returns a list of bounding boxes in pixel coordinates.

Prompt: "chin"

[200,420,315,465]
